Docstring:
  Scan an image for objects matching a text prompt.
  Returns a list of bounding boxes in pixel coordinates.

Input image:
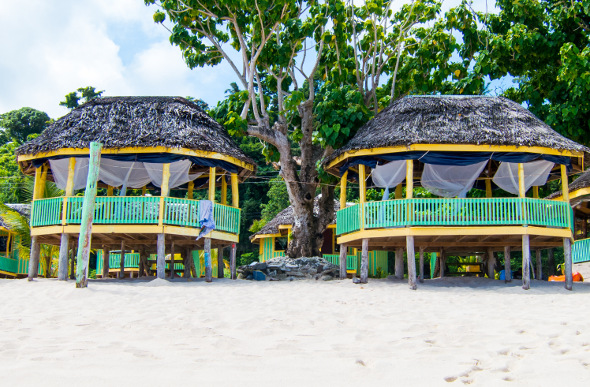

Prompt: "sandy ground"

[0,277,589,386]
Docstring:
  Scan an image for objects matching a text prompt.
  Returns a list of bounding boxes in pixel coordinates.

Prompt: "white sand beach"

[0,277,589,386]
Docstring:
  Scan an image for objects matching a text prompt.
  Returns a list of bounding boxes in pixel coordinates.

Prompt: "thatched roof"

[251,200,341,240]
[325,95,587,167]
[16,96,255,168]
[0,204,30,230]
[546,170,590,200]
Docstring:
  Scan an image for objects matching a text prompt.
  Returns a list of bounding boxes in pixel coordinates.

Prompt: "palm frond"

[0,203,31,248]
[22,177,64,201]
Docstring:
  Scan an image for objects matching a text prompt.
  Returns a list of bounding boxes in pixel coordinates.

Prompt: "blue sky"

[0,0,499,120]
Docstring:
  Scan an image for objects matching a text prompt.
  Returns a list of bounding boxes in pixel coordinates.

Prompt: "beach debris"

[238,256,339,281]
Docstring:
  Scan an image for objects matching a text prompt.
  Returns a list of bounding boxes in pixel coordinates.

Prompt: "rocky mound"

[238,256,339,281]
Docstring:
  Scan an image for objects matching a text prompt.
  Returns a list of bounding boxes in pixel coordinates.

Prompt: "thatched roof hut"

[547,170,590,202]
[251,199,341,240]
[16,96,255,178]
[324,95,587,174]
[0,204,30,230]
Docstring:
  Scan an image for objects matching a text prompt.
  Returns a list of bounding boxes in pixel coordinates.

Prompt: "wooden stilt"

[439,249,445,278]
[184,246,192,278]
[536,249,542,280]
[157,233,166,279]
[57,233,70,280]
[360,238,368,283]
[395,247,404,279]
[27,236,40,281]
[69,239,76,280]
[487,248,496,279]
[564,238,573,291]
[407,236,417,290]
[504,246,511,283]
[217,246,224,279]
[339,244,347,279]
[230,243,237,280]
[103,246,110,279]
[204,237,212,282]
[522,234,530,290]
[419,246,425,283]
[170,241,176,279]
[119,240,125,279]
[547,248,555,276]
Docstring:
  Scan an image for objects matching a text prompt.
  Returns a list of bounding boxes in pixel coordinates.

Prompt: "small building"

[323,95,587,289]
[16,96,256,280]
[548,170,590,279]
[250,200,388,277]
[0,204,44,277]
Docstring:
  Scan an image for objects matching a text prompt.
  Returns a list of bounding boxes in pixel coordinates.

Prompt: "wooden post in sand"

[157,233,166,279]
[27,236,40,281]
[439,249,446,278]
[170,241,176,279]
[395,247,404,279]
[119,240,125,279]
[547,248,555,276]
[184,246,192,278]
[407,236,417,290]
[504,246,511,283]
[57,233,70,280]
[75,142,102,288]
[102,246,110,279]
[360,239,368,283]
[564,238,573,291]
[522,235,530,290]
[535,249,542,280]
[69,239,76,280]
[339,244,347,279]
[204,237,212,282]
[218,246,224,279]
[419,246,425,283]
[486,248,496,279]
[230,243,237,280]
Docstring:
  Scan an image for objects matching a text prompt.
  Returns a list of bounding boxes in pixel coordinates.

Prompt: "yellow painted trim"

[406,159,413,199]
[278,225,291,230]
[337,226,572,244]
[0,270,17,277]
[208,167,216,202]
[569,187,590,201]
[533,186,539,199]
[561,164,570,203]
[340,170,348,210]
[221,175,227,205]
[518,163,526,197]
[327,144,581,169]
[17,146,255,171]
[31,225,64,236]
[251,233,282,242]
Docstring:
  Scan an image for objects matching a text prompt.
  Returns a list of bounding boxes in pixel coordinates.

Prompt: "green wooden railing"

[337,198,572,235]
[31,197,241,234]
[336,204,361,235]
[213,203,241,234]
[96,252,141,273]
[572,238,590,264]
[322,254,358,271]
[30,197,62,227]
[0,255,17,273]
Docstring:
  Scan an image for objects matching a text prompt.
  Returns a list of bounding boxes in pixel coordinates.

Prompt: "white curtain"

[49,157,204,191]
[492,160,554,195]
[421,161,487,198]
[371,160,407,200]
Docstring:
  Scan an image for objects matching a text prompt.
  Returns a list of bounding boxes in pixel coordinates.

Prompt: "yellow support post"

[406,160,413,199]
[221,174,227,205]
[485,179,492,198]
[395,183,403,199]
[62,157,77,225]
[518,163,526,197]
[561,164,569,203]
[35,164,48,199]
[107,186,114,196]
[187,181,194,199]
[142,185,147,196]
[359,165,366,230]
[340,170,348,210]
[208,167,216,202]
[533,186,539,199]
[32,165,42,200]
[231,173,239,207]
[158,163,171,226]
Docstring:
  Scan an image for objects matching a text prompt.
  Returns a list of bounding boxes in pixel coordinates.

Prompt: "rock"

[252,270,266,281]
[237,256,339,281]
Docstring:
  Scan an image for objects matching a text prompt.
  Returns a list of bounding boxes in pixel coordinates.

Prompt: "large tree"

[147,0,483,256]
[0,107,50,144]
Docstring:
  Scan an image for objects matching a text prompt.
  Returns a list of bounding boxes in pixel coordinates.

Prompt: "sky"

[0,0,498,120]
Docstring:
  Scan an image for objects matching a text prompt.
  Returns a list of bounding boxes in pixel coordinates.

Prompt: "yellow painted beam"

[142,186,147,196]
[17,146,255,171]
[107,186,114,196]
[359,165,366,205]
[209,167,216,202]
[340,170,348,210]
[221,175,227,205]
[485,179,492,198]
[32,166,42,200]
[231,173,239,208]
[533,186,539,199]
[561,164,570,203]
[406,160,413,199]
[187,181,194,199]
[64,157,76,196]
[327,144,580,169]
[395,183,402,199]
[250,233,282,241]
[518,163,526,197]
[568,187,590,201]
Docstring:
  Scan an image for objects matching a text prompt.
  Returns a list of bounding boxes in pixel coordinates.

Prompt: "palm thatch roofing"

[324,95,587,170]
[251,200,341,240]
[16,96,255,172]
[0,204,30,230]
[546,170,590,200]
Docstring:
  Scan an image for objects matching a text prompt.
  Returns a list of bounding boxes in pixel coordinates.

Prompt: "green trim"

[573,238,590,264]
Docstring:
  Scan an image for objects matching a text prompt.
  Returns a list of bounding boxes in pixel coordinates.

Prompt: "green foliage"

[59,86,104,109]
[239,252,259,266]
[248,218,267,234]
[0,142,25,203]
[260,177,290,222]
[0,107,50,144]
